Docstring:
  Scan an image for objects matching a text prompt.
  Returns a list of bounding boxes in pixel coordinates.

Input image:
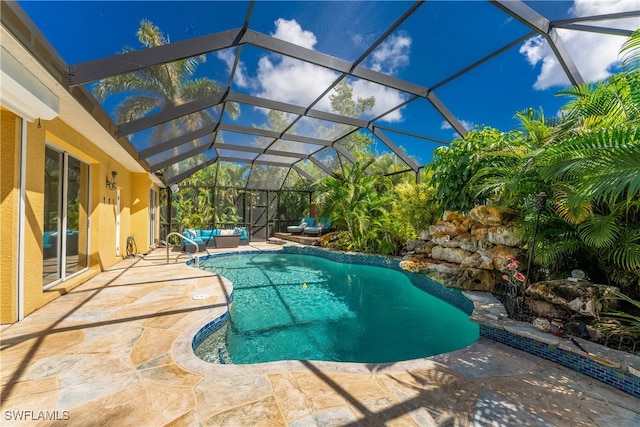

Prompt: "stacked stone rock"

[400,205,523,293]
[400,205,621,336]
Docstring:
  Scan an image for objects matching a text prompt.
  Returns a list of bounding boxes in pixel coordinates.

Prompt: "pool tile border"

[479,323,640,398]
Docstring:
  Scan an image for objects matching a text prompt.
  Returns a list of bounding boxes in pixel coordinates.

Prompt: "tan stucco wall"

[1,111,158,323]
[0,109,20,322]
[131,173,153,254]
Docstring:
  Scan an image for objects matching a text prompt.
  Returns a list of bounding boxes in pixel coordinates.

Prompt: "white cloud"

[441,119,474,131]
[369,33,412,74]
[440,119,475,138]
[271,18,317,50]
[253,19,338,108]
[519,0,638,90]
[351,79,407,123]
[216,49,252,89]
[255,54,339,107]
[252,20,414,124]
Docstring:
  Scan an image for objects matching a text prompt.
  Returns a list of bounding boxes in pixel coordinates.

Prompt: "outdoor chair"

[287,217,314,234]
[303,218,332,236]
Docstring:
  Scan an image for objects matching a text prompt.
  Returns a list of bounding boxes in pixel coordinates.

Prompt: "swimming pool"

[194,251,479,364]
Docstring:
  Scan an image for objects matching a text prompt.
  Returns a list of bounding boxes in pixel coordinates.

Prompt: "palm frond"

[540,125,640,204]
[577,214,620,248]
[606,226,640,271]
[620,29,640,74]
[551,183,592,224]
[116,96,164,123]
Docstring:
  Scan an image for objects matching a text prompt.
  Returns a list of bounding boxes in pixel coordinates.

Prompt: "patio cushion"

[303,218,332,235]
[233,227,248,240]
[287,217,315,233]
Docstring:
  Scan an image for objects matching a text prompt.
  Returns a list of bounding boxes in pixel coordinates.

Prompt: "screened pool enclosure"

[9,0,638,240]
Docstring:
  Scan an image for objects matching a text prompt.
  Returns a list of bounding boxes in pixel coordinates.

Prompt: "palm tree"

[93,20,239,171]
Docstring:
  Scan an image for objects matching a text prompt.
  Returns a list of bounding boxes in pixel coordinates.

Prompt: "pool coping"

[172,245,640,397]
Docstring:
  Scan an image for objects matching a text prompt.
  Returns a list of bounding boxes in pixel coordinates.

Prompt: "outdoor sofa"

[183,227,249,250]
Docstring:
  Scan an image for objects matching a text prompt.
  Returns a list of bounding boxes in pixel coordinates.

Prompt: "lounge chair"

[287,217,314,234]
[303,218,332,236]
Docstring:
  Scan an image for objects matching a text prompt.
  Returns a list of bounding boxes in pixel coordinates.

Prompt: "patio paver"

[1,244,638,426]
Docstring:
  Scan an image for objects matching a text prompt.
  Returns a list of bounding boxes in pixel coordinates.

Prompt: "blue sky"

[18,0,638,164]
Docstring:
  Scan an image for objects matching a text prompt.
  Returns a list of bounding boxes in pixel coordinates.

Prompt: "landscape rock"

[483,246,522,270]
[443,211,465,222]
[406,239,423,252]
[456,233,478,252]
[415,241,435,256]
[460,252,493,270]
[525,280,619,318]
[429,222,458,237]
[470,223,489,240]
[533,317,551,333]
[401,205,520,296]
[468,205,504,227]
[399,256,434,274]
[487,226,523,247]
[431,267,496,292]
[432,234,460,248]
[431,246,474,264]
[527,299,569,319]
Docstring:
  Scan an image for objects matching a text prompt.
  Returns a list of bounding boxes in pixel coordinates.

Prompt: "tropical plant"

[468,108,552,210]
[174,186,214,229]
[428,126,526,212]
[605,291,640,337]
[315,159,398,254]
[463,30,640,294]
[389,179,440,241]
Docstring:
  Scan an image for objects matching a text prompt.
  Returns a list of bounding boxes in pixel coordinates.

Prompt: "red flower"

[514,272,526,282]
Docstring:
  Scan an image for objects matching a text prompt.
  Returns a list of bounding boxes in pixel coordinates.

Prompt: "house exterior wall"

[0,109,160,324]
[0,109,21,322]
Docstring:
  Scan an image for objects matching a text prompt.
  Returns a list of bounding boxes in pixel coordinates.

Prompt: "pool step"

[268,237,288,245]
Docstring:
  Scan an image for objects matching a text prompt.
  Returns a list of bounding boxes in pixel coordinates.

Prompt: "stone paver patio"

[1,244,638,426]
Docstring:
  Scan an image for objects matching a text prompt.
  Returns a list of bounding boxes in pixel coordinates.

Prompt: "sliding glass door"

[43,146,90,288]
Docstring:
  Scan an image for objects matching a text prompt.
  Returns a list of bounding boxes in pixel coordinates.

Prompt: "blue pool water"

[196,252,478,364]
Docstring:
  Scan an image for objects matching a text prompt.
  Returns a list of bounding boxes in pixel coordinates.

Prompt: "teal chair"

[287,217,314,234]
[303,218,332,236]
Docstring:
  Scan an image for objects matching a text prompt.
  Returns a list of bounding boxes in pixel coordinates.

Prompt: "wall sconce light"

[106,170,117,190]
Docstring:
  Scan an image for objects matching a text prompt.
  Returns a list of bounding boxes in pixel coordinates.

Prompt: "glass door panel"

[43,147,62,286]
[65,157,89,276]
[43,146,90,287]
